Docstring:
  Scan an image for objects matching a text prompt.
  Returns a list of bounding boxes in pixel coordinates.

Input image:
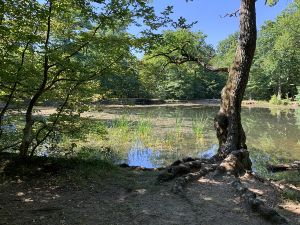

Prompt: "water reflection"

[104,105,300,169]
[199,145,217,159]
[125,142,218,168]
[127,148,161,168]
[126,139,162,168]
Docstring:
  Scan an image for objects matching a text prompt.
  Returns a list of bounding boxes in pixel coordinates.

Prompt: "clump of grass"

[77,146,119,161]
[269,95,291,106]
[114,115,132,133]
[282,188,300,202]
[108,115,132,145]
[135,117,152,138]
[192,116,208,143]
[174,113,184,140]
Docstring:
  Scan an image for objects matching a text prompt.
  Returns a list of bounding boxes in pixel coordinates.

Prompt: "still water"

[97,105,300,169]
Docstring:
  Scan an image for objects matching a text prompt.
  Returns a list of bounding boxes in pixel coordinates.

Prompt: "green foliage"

[282,187,300,202]
[135,118,152,138]
[212,32,238,68]
[269,95,292,105]
[77,146,116,161]
[248,1,300,99]
[0,115,23,152]
[265,0,280,6]
[269,95,282,105]
[140,29,226,99]
[0,0,175,156]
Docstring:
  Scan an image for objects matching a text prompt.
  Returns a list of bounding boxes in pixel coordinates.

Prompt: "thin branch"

[149,47,228,73]
[44,69,66,91]
[220,9,240,18]
[30,86,74,156]
[30,54,124,155]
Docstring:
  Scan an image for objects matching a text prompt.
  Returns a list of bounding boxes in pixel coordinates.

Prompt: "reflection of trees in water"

[85,106,300,167]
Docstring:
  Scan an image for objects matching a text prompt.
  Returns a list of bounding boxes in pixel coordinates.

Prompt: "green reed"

[192,116,208,143]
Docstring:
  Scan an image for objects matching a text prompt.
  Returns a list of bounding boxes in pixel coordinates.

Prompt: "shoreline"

[92,99,299,110]
[1,99,298,111]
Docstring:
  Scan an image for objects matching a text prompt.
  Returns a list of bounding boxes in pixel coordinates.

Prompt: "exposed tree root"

[248,171,300,203]
[232,179,288,224]
[267,161,300,172]
[217,149,252,176]
[119,163,165,171]
[171,163,218,194]
[157,149,290,224]
[157,157,213,177]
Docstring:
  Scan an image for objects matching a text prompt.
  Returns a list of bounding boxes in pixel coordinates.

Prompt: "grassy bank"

[242,100,299,109]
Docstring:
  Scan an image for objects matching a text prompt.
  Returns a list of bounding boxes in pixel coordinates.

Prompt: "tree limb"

[220,9,240,18]
[149,49,228,73]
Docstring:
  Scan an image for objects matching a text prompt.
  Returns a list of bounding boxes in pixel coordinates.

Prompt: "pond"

[86,105,300,173]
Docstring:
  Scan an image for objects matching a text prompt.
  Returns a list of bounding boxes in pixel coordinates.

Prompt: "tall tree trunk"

[19,1,52,159]
[214,0,257,162]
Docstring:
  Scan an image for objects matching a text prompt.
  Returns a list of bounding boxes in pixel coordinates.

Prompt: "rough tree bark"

[214,0,257,165]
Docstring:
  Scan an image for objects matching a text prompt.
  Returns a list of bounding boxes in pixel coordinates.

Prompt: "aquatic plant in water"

[192,116,208,144]
[135,117,152,139]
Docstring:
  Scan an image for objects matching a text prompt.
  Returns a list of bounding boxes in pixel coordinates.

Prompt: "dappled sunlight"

[197,177,222,185]
[248,188,265,196]
[16,192,25,197]
[23,198,34,202]
[280,201,300,215]
[135,188,147,194]
[13,186,62,204]
[278,201,300,224]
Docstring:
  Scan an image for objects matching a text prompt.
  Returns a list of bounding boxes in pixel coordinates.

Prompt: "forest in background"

[1,0,300,104]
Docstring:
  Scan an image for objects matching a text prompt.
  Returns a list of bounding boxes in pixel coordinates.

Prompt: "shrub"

[269,95,282,105]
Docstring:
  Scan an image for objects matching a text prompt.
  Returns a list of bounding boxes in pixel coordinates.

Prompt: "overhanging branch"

[149,48,228,73]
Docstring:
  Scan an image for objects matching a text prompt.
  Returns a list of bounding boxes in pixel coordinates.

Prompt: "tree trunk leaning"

[214,0,257,166]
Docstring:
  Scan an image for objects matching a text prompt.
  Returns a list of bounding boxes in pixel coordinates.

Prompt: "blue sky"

[135,0,293,47]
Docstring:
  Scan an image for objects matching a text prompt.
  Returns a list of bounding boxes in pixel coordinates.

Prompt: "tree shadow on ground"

[0,153,299,225]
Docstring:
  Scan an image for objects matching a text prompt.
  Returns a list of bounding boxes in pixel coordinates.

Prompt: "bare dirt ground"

[0,163,299,225]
